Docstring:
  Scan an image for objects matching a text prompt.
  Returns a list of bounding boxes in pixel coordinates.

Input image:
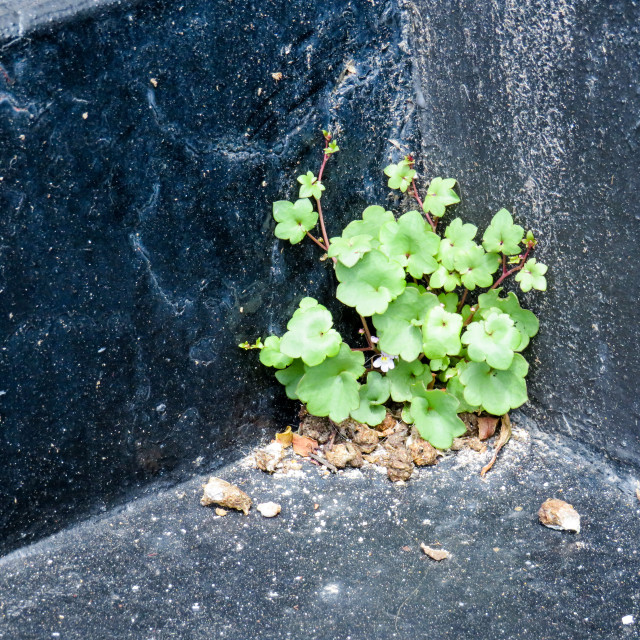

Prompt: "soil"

[253,406,507,482]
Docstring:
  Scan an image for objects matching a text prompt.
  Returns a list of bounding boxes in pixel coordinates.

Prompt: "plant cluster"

[241,133,547,450]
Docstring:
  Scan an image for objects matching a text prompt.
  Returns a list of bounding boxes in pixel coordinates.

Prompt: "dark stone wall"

[0,0,414,551]
[408,0,640,467]
[0,0,638,553]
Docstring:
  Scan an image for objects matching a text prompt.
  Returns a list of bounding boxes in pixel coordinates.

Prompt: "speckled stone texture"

[0,0,639,558]
[1,417,639,639]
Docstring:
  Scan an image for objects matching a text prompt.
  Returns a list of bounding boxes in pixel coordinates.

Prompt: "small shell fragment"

[421,544,450,561]
[215,508,228,517]
[201,477,252,515]
[257,502,281,518]
[255,441,285,473]
[538,498,580,533]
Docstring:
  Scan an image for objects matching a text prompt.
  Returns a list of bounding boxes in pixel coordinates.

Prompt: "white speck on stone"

[622,615,635,625]
[322,584,340,595]
[358,537,364,543]
[192,603,200,612]
[257,502,281,518]
[131,585,140,592]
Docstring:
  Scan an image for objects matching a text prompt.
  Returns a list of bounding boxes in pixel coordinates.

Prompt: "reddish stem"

[306,232,327,251]
[457,288,468,312]
[491,246,532,290]
[351,347,376,352]
[359,315,374,349]
[412,177,436,232]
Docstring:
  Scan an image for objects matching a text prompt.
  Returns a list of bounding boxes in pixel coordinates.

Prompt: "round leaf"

[275,359,306,400]
[458,354,529,416]
[437,218,477,270]
[423,177,460,217]
[342,206,395,247]
[383,160,416,192]
[335,250,406,316]
[372,288,438,361]
[482,208,524,256]
[461,308,521,370]
[273,199,318,244]
[422,305,463,359]
[297,171,325,200]
[454,244,500,290]
[327,234,373,267]
[259,336,294,369]
[350,371,390,426]
[296,344,365,422]
[386,359,431,402]
[379,210,440,278]
[279,297,342,366]
[515,258,548,292]
[409,390,466,449]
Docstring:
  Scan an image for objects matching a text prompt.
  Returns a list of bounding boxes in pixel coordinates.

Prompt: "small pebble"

[622,615,635,625]
[257,502,281,518]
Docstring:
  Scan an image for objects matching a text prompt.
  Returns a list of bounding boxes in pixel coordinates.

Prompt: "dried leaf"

[292,433,318,457]
[480,413,512,476]
[275,425,293,448]
[420,544,450,561]
[478,416,499,440]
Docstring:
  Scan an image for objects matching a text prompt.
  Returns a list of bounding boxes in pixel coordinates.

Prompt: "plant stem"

[412,177,436,232]
[491,246,532,290]
[359,315,373,349]
[306,232,327,251]
[315,197,334,263]
[351,346,376,352]
[457,288,468,312]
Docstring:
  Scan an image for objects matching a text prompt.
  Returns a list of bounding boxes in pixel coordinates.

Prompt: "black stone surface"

[1,0,639,556]
[0,0,414,551]
[1,418,639,639]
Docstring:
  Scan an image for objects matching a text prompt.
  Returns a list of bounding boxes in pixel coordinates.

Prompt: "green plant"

[242,133,547,450]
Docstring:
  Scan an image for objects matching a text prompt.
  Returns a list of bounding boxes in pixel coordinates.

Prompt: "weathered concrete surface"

[1,417,639,639]
[0,0,638,553]
[408,0,640,466]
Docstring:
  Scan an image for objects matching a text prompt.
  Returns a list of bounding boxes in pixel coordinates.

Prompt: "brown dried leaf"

[292,433,318,457]
[478,416,499,440]
[480,413,512,477]
[420,544,450,561]
[275,425,293,448]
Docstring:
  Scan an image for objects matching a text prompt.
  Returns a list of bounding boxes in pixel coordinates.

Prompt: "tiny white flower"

[370,335,379,344]
[372,351,397,373]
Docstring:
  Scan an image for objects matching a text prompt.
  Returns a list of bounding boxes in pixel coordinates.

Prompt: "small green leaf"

[386,359,431,402]
[429,265,461,292]
[458,354,529,416]
[327,234,373,267]
[437,292,459,313]
[525,230,537,247]
[372,288,438,361]
[454,244,500,290]
[350,371,390,426]
[275,359,306,400]
[238,337,263,350]
[429,356,450,372]
[482,208,524,256]
[273,199,318,244]
[423,177,460,217]
[279,297,342,366]
[446,373,481,413]
[297,171,326,200]
[477,288,539,350]
[296,344,365,422]
[461,308,521,370]
[383,159,416,192]
[409,389,466,449]
[422,305,463,359]
[335,250,406,316]
[325,140,340,155]
[379,210,440,278]
[515,258,548,292]
[342,205,395,248]
[437,218,477,271]
[259,336,294,369]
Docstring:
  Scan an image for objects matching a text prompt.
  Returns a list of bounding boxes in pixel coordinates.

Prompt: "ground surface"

[1,414,639,640]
